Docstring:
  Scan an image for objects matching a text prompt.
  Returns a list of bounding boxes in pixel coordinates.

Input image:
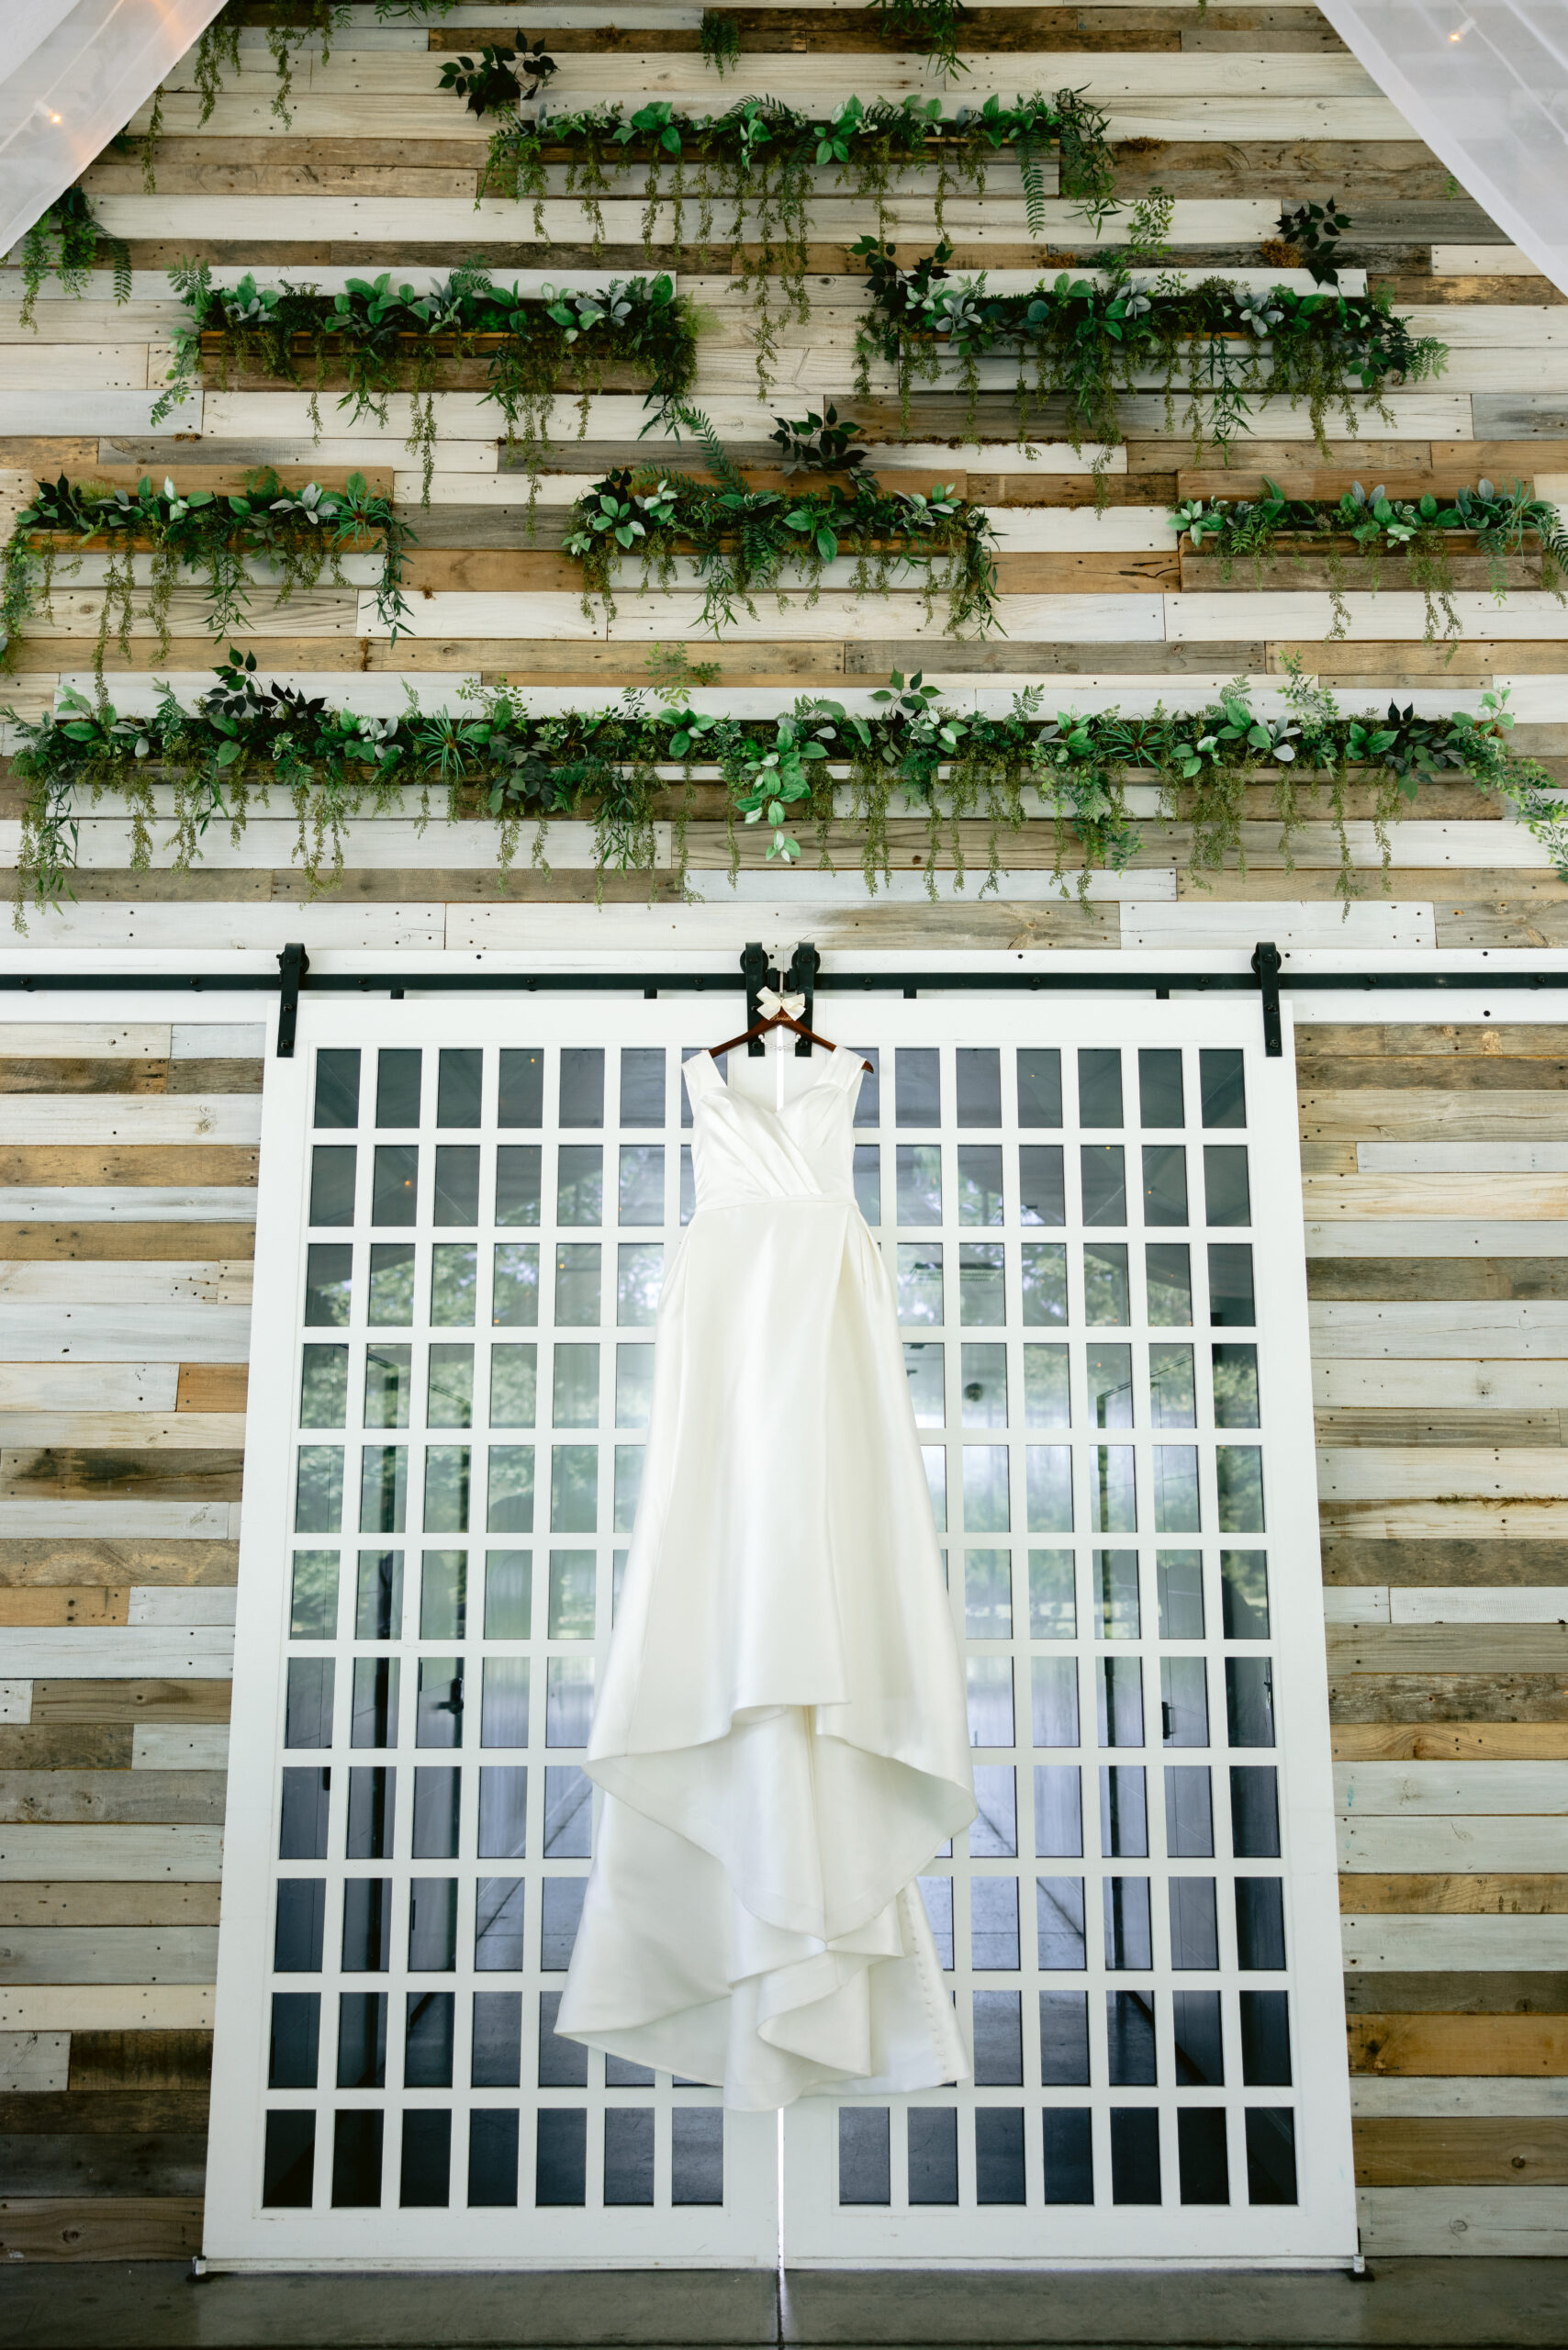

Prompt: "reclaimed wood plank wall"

[1,0,1565,2267]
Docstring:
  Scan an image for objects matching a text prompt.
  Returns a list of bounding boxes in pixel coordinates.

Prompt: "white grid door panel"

[205,1003,778,2265]
[782,1000,1354,2265]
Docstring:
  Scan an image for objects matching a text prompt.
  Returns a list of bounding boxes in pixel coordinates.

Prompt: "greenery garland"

[151,262,700,500]
[0,471,414,681]
[478,90,1116,397]
[9,654,1562,927]
[564,418,999,639]
[1171,476,1568,644]
[869,0,971,78]
[853,240,1450,471]
[16,187,131,330]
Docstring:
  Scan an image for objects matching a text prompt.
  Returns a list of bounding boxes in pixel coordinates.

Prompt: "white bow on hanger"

[756,987,806,1022]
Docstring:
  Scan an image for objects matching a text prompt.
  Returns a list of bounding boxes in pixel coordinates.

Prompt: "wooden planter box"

[196,330,650,397]
[1180,532,1546,594]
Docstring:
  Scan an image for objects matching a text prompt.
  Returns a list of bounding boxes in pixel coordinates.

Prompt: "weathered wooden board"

[0,1930,218,1986]
[0,1829,222,1882]
[1358,2186,1568,2255]
[1340,1819,1568,1874]
[0,2197,203,2260]
[1343,1917,1568,1972]
[1349,2013,1568,2075]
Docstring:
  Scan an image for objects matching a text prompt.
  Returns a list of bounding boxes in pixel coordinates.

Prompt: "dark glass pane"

[1110,2108,1161,2204]
[294,1449,343,1538]
[1078,1048,1123,1128]
[472,1990,522,2087]
[1165,1766,1214,1859]
[1018,1144,1065,1226]
[1204,1145,1251,1227]
[314,1047,360,1129]
[1208,1242,1255,1326]
[1246,2108,1297,2204]
[957,1145,1004,1226]
[478,1766,528,1861]
[896,1046,940,1125]
[367,1242,415,1327]
[1100,1764,1148,1858]
[476,1879,526,1973]
[975,2108,1025,2204]
[285,1658,333,1749]
[437,1047,482,1128]
[1083,1243,1130,1326]
[544,1764,592,1859]
[1141,1144,1187,1226]
[973,1989,1024,2085]
[304,1243,352,1326]
[263,2110,316,2207]
[1179,2108,1229,2204]
[1221,1550,1270,1638]
[1240,1990,1293,2086]
[1081,1145,1126,1226]
[1039,1989,1091,2086]
[1173,1989,1225,2087]
[1231,1766,1282,1859]
[908,2107,958,2204]
[1103,1877,1152,1970]
[1226,1658,1275,1749]
[1017,1047,1062,1126]
[536,2109,588,2206]
[310,1145,356,1225]
[396,1994,446,2092]
[957,1046,1002,1127]
[1098,1655,1143,1749]
[1145,1242,1192,1327]
[1107,1989,1156,2085]
[559,1047,603,1129]
[604,2107,655,2205]
[336,1991,386,2087]
[331,2111,384,2208]
[846,1046,879,1127]
[496,1145,542,1226]
[269,1991,319,2088]
[358,1444,407,1537]
[1034,1762,1081,1859]
[427,1351,473,1434]
[556,1144,603,1226]
[498,1048,543,1127]
[671,2109,724,2205]
[1236,1878,1287,1971]
[1157,1548,1204,1636]
[1200,1047,1247,1128]
[1036,1876,1086,1970]
[433,1145,480,1226]
[538,1987,588,2087]
[605,2054,655,2087]
[468,2108,520,2208]
[620,1046,666,1125]
[299,1348,347,1429]
[970,1876,1019,1969]
[1169,1878,1219,1970]
[1217,1448,1266,1534]
[838,2108,890,2204]
[341,1879,391,1973]
[412,1767,460,1860]
[416,1656,464,1749]
[375,1048,420,1129]
[351,1657,398,1749]
[540,1877,586,1971]
[408,1878,457,1972]
[1138,1046,1184,1128]
[1213,1344,1260,1428]
[481,1657,529,1748]
[1161,1657,1208,1750]
[1042,2109,1093,2203]
[346,1766,395,1861]
[400,2109,451,2207]
[1032,1656,1079,1748]
[280,1767,330,1859]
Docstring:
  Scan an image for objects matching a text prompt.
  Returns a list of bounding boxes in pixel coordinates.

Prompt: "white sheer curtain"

[1317,0,1568,294]
[0,0,224,263]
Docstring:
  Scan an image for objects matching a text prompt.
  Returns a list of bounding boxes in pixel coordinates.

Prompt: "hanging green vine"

[479,89,1115,397]
[868,0,971,79]
[151,262,700,501]
[10,654,1562,928]
[565,413,998,638]
[854,240,1450,477]
[699,11,742,75]
[16,187,131,330]
[0,471,415,682]
[1171,476,1568,644]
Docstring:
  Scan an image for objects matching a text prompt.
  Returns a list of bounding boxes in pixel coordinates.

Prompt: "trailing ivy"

[151,262,700,500]
[9,655,1562,927]
[565,416,999,639]
[869,0,971,78]
[0,470,415,681]
[699,11,742,74]
[478,89,1116,396]
[1171,476,1568,643]
[16,187,131,330]
[854,240,1450,475]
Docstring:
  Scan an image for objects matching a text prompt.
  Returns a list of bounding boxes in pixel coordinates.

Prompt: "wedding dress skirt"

[556,1043,976,2109]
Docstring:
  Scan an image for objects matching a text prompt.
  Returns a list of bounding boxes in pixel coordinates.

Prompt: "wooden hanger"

[707,1004,872,1069]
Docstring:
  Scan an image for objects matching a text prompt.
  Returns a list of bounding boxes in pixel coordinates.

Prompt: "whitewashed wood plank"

[1306,1222,1568,1259]
[0,392,200,435]
[0,1024,170,1058]
[1306,1176,1568,1221]
[0,1412,245,1448]
[709,867,1170,903]
[132,1727,230,1771]
[1353,2080,1568,2118]
[1323,1587,1391,1625]
[1339,1817,1567,1871]
[1388,1588,1568,1626]
[0,1521,237,1567]
[1316,1093,1568,1145]
[0,1827,222,1881]
[1343,1916,1568,1970]
[11,585,357,640]
[0,1986,215,2028]
[0,1927,219,1986]
[0,346,150,390]
[1358,1142,1568,1172]
[0,1191,257,1225]
[0,1367,180,1412]
[1314,1359,1568,1409]
[1169,591,1568,640]
[1319,1447,1568,1503]
[1359,2188,1568,2256]
[0,1099,260,1146]
[1309,1302,1568,1356]
[171,1024,265,1059]
[9,905,445,949]
[1324,1500,1568,1539]
[48,819,668,875]
[1121,903,1436,951]
[0,1265,252,1304]
[0,2031,69,2091]
[361,588,1169,641]
[1433,245,1540,274]
[0,1686,30,1727]
[0,1308,251,1359]
[1333,1760,1568,1814]
[1394,306,1568,349]
[129,1588,239,1628]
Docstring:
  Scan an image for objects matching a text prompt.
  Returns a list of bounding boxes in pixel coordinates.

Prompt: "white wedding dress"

[556,1039,976,2110]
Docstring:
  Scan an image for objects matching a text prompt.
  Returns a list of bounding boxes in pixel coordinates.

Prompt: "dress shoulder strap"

[682,1052,721,1107]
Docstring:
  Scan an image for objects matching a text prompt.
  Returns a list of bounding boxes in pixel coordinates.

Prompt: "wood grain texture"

[0,1927,218,1986]
[0,1884,219,1928]
[0,1224,257,1262]
[1330,1674,1568,1725]
[1334,1728,1568,1762]
[1340,1874,1568,1913]
[0,1773,226,1827]
[1349,2015,1568,2075]
[1353,2116,1568,2186]
[175,1365,248,1415]
[26,1684,230,1724]
[0,1542,237,1589]
[0,1150,259,1188]
[0,1452,246,1505]
[1322,1539,1568,1587]
[67,2030,210,2091]
[0,2197,202,2260]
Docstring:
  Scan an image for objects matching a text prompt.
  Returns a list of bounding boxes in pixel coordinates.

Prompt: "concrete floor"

[2,2261,1567,2348]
